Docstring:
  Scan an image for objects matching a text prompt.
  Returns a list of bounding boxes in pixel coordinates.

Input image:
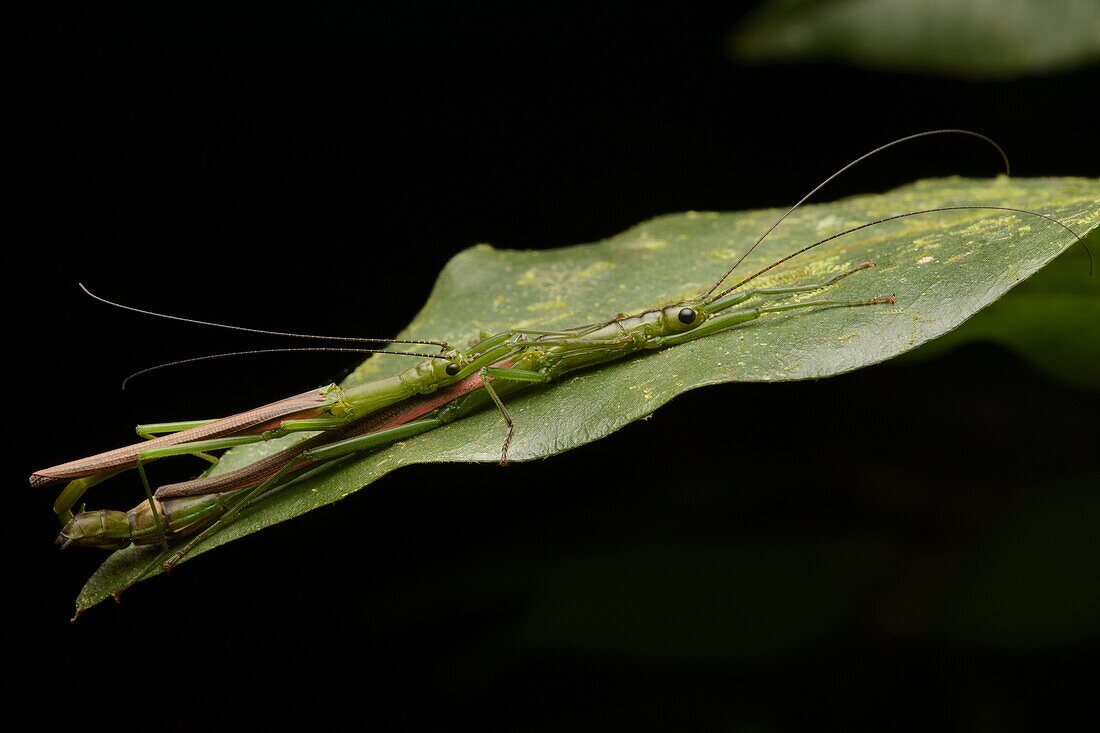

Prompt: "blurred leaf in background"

[730,0,1100,78]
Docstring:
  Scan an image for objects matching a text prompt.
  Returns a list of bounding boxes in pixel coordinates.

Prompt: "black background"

[9,3,1098,728]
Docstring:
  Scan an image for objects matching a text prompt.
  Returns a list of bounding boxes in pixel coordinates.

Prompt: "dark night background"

[7,3,1098,728]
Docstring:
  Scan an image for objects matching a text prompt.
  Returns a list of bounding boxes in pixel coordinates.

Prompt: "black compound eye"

[445,363,461,377]
[678,307,697,325]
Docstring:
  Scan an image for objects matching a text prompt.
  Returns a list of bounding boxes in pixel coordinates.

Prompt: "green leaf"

[730,0,1100,79]
[902,229,1100,389]
[76,176,1100,613]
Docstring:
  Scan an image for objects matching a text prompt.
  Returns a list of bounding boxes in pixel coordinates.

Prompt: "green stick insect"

[31,130,1087,598]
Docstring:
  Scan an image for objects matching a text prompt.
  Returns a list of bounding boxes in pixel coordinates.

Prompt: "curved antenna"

[702,129,1011,299]
[79,283,453,351]
[121,346,446,390]
[706,205,1088,303]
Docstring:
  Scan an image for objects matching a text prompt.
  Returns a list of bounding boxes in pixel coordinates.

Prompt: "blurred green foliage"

[731,0,1100,78]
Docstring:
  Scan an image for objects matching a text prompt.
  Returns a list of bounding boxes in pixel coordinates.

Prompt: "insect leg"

[150,418,444,574]
[757,295,896,316]
[712,260,877,310]
[272,416,359,433]
[52,471,124,524]
[135,456,168,549]
[752,260,876,296]
[136,419,218,439]
[300,418,442,462]
[665,294,895,346]
[156,459,302,575]
[137,421,222,467]
[52,432,310,524]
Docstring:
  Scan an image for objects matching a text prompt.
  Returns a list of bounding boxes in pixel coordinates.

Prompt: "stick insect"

[32,129,1087,597]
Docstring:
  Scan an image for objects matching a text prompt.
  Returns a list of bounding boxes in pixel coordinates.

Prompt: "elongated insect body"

[47,261,894,551]
[33,130,1088,601]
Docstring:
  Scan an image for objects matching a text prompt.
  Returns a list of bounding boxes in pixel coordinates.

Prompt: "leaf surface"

[903,229,1099,389]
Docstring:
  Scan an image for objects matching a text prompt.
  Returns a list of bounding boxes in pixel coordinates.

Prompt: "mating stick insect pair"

[31,130,1087,590]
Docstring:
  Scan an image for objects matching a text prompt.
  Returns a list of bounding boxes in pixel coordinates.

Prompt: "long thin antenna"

[702,129,1011,299]
[79,283,454,351]
[120,346,443,390]
[707,205,1087,303]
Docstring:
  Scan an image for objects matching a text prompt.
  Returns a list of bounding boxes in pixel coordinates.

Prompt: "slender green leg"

[53,471,123,523]
[477,365,553,465]
[300,365,546,467]
[515,265,873,345]
[482,366,549,383]
[135,433,285,461]
[121,471,291,593]
[480,376,514,465]
[469,327,581,348]
[154,418,444,575]
[118,484,268,593]
[119,550,169,602]
[130,415,359,464]
[753,260,875,295]
[758,294,894,315]
[477,366,560,464]
[712,260,877,310]
[54,417,250,521]
[301,363,544,468]
[79,429,333,549]
[512,327,600,337]
[666,293,893,346]
[466,327,627,360]
[114,489,244,596]
[138,413,354,443]
[138,419,246,466]
[115,419,450,590]
[529,268,876,339]
[477,342,640,462]
[134,458,169,550]
[470,327,597,350]
[51,434,264,523]
[276,416,357,433]
[302,418,443,462]
[159,463,299,574]
[136,419,217,439]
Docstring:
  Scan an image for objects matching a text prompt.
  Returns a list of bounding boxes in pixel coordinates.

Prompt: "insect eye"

[678,307,696,325]
[445,363,461,377]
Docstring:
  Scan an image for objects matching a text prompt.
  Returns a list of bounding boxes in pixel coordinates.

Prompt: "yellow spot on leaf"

[575,261,616,277]
[525,298,567,312]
